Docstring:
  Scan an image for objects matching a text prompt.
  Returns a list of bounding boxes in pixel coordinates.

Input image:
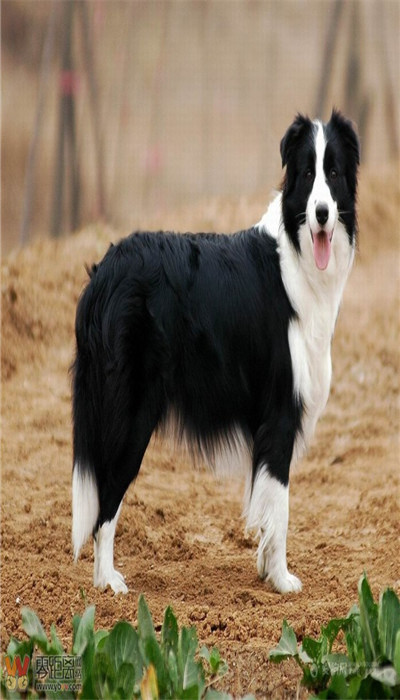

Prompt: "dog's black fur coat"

[73,227,302,525]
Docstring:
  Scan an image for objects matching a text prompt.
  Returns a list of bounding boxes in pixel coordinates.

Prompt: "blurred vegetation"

[2,0,399,253]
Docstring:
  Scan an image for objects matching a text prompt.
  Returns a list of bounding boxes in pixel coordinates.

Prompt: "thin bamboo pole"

[20,1,57,245]
[51,0,80,238]
[314,0,344,120]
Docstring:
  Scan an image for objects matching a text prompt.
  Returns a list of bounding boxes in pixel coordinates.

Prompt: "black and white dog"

[72,110,359,594]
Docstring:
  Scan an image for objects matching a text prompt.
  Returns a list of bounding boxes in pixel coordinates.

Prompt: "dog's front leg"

[246,465,301,593]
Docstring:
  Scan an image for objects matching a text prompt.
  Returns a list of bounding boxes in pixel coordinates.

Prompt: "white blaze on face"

[307,123,338,270]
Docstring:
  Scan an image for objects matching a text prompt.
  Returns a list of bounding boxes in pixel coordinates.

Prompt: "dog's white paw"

[268,570,302,594]
[110,575,129,595]
[94,568,128,594]
[257,545,302,593]
[109,570,129,595]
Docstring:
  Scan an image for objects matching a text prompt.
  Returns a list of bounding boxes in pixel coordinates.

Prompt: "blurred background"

[2,0,399,255]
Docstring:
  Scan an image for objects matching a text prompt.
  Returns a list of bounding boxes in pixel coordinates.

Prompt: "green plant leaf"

[181,681,202,699]
[300,647,331,691]
[357,674,394,699]
[167,648,179,694]
[72,604,96,696]
[269,577,400,699]
[3,600,236,700]
[72,613,81,645]
[301,662,324,690]
[299,647,313,664]
[102,620,144,689]
[209,647,223,674]
[199,646,210,664]
[49,623,65,655]
[90,651,116,700]
[178,626,198,673]
[6,636,34,660]
[379,588,400,663]
[161,606,179,661]
[115,661,136,698]
[269,620,298,663]
[394,630,400,677]
[318,673,365,699]
[105,621,140,672]
[302,636,323,663]
[94,629,109,650]
[200,644,229,680]
[138,594,156,642]
[358,573,380,663]
[178,627,204,695]
[80,666,96,700]
[143,636,168,696]
[316,672,351,699]
[21,608,49,651]
[347,675,363,698]
[345,614,364,665]
[322,617,352,653]
[72,605,95,656]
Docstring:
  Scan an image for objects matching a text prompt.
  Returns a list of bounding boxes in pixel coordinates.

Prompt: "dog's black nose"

[316,203,329,226]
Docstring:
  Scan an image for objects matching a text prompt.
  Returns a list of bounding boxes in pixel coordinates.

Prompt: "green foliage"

[0,595,228,700]
[269,572,400,698]
[4,572,397,698]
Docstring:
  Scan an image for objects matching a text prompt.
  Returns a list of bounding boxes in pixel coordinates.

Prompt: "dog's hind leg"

[93,503,127,593]
[93,438,149,595]
[73,276,167,594]
[93,384,164,594]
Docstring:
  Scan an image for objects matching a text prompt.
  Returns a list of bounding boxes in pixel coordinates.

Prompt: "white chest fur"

[288,299,333,460]
[258,193,354,462]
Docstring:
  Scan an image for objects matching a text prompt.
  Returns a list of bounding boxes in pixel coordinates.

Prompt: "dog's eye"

[330,168,338,180]
[305,169,313,180]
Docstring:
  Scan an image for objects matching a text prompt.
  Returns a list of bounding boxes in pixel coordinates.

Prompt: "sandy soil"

[1,167,399,698]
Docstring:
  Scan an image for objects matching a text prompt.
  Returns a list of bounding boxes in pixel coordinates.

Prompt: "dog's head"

[280,109,360,271]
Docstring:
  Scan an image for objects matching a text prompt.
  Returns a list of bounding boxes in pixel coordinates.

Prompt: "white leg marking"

[72,465,99,560]
[93,504,128,594]
[245,467,302,593]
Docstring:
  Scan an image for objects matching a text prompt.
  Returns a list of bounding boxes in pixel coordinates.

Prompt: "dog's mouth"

[310,229,334,270]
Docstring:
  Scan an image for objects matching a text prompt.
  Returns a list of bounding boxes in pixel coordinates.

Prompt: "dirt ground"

[1,167,399,698]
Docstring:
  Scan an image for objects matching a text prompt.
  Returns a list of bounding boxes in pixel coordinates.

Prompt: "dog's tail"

[71,283,101,561]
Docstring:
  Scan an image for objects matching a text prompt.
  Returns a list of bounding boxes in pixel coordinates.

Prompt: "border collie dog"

[72,110,359,594]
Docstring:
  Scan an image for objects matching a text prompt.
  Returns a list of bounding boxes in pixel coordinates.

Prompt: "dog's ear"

[280,114,313,168]
[330,109,360,166]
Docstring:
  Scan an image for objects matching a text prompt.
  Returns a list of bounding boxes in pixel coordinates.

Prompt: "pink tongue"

[313,231,331,270]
